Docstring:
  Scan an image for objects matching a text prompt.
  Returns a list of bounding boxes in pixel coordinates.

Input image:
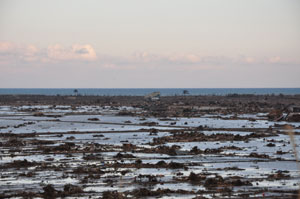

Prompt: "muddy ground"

[0,94,300,198]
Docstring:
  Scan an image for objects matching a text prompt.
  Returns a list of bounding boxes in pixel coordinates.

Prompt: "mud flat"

[0,95,300,198]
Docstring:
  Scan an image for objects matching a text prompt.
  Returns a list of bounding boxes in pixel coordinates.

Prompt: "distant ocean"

[0,88,299,96]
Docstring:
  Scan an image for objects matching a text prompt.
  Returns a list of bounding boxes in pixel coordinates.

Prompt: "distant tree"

[183,90,189,95]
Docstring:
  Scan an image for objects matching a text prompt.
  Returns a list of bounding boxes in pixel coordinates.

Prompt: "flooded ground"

[0,95,300,198]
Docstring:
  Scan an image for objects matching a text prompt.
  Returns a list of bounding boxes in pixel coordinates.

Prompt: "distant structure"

[73,89,78,96]
[183,90,189,95]
[145,92,160,101]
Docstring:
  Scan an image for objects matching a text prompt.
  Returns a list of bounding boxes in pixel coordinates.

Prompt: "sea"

[0,88,299,96]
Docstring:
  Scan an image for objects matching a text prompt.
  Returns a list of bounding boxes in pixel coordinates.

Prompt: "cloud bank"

[0,42,97,64]
[0,41,299,88]
[47,44,97,61]
[0,41,297,70]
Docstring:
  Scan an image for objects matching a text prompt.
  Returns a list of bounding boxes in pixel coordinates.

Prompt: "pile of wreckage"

[268,105,300,122]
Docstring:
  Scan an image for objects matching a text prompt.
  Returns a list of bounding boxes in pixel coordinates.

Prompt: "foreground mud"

[0,95,300,198]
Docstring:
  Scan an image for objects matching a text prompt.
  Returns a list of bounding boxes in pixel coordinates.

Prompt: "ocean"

[0,88,299,96]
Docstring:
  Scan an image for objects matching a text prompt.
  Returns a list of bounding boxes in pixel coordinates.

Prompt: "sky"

[0,0,299,88]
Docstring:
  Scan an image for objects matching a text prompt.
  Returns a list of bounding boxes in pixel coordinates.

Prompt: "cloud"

[127,52,205,66]
[268,56,281,63]
[127,52,234,67]
[47,44,97,61]
[0,41,297,71]
[0,42,98,64]
[0,41,40,63]
[167,53,201,63]
[235,55,292,65]
[0,41,15,52]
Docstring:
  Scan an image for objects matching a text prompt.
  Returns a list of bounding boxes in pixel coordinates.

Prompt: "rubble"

[0,94,299,199]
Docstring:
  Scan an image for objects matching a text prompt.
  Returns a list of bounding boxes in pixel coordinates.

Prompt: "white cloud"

[128,52,232,66]
[167,53,201,63]
[268,56,281,63]
[0,42,98,64]
[47,44,97,61]
[0,41,16,52]
[0,41,40,63]
[0,41,297,71]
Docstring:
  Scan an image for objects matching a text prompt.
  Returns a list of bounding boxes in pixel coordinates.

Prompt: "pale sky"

[0,0,299,88]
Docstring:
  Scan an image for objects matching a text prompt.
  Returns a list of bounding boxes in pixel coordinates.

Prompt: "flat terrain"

[0,95,300,198]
